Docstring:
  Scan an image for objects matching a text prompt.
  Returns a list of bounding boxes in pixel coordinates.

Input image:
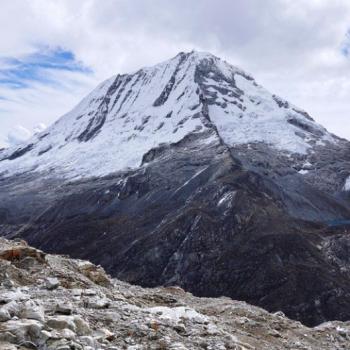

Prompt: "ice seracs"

[0,51,338,179]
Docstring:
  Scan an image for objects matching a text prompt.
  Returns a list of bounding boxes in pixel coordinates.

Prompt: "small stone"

[0,289,27,304]
[268,329,282,338]
[174,324,186,334]
[19,256,39,270]
[82,289,97,296]
[0,319,43,345]
[47,339,70,350]
[45,277,60,290]
[20,300,45,322]
[94,327,115,341]
[169,343,188,350]
[0,309,11,322]
[3,301,21,318]
[47,316,76,332]
[85,297,110,309]
[73,316,91,336]
[80,335,96,347]
[0,342,17,350]
[55,302,73,315]
[336,326,349,337]
[60,328,77,339]
[40,329,53,341]
[55,346,71,350]
[273,311,286,318]
[67,341,83,350]
[0,332,17,343]
[2,279,15,288]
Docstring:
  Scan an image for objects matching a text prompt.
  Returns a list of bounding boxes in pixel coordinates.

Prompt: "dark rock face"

[1,130,350,327]
[77,75,126,142]
[153,52,188,107]
[5,144,34,161]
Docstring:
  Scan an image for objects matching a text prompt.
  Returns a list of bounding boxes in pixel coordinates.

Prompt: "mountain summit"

[1,52,350,327]
[0,51,337,179]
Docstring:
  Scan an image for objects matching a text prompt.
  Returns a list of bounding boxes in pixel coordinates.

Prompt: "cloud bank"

[0,0,349,147]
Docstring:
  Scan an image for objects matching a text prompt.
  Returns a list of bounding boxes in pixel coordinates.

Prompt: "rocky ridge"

[1,237,350,350]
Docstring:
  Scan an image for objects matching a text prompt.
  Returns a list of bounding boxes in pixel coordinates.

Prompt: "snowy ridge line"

[0,51,338,179]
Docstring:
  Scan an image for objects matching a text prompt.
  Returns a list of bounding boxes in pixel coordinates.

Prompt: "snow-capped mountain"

[0,51,338,179]
[1,51,350,327]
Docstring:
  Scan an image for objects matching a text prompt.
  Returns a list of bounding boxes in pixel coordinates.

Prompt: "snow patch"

[146,306,209,324]
[208,74,335,155]
[173,166,209,194]
[218,191,236,206]
[343,176,350,191]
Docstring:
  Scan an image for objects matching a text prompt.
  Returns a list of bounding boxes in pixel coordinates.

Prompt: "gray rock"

[45,277,60,290]
[0,342,17,350]
[47,316,76,332]
[20,300,45,322]
[85,297,110,309]
[55,302,73,315]
[73,316,91,336]
[0,319,43,345]
[2,301,21,318]
[0,308,11,322]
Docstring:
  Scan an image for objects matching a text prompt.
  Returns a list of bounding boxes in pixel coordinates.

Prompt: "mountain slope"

[0,51,350,327]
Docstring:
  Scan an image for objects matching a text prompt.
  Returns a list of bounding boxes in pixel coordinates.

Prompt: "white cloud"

[4,122,47,148]
[6,125,32,147]
[0,0,350,147]
[33,123,46,134]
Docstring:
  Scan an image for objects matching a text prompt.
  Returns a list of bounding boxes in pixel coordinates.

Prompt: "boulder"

[0,319,43,346]
[77,261,111,287]
[0,342,17,350]
[20,300,45,322]
[55,302,73,315]
[0,309,11,322]
[45,277,60,290]
[0,246,45,264]
[47,316,76,332]
[73,316,91,336]
[85,297,110,309]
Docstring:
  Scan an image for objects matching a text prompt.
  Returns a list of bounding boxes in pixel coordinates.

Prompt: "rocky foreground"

[0,238,350,350]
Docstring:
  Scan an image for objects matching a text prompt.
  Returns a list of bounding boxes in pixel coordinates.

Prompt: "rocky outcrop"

[1,238,350,350]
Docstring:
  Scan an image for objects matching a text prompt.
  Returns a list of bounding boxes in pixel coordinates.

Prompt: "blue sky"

[0,46,95,146]
[341,30,350,57]
[0,46,98,147]
[0,0,350,147]
[0,47,90,90]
